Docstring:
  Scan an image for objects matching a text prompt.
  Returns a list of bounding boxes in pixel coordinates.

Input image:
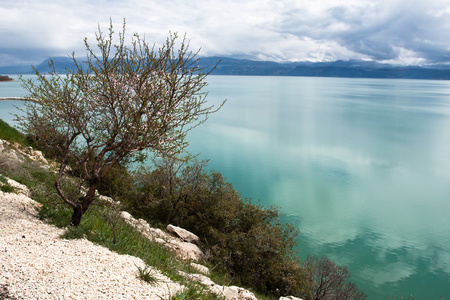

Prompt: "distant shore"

[0,75,13,82]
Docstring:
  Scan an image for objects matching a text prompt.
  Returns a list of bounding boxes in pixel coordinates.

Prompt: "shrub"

[303,256,367,300]
[126,157,309,297]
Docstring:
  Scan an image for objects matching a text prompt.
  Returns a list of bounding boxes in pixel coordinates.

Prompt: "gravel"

[0,188,182,299]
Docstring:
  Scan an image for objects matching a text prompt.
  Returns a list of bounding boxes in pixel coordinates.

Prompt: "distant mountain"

[0,57,86,75]
[2,56,450,80]
[34,56,83,74]
[199,57,450,80]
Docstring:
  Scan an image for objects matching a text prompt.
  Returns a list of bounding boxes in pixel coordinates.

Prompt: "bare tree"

[304,256,367,300]
[17,20,224,226]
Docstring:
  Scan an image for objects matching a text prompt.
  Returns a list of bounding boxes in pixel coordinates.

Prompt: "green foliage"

[60,226,90,240]
[0,119,29,146]
[96,162,137,200]
[136,265,158,285]
[1,184,18,194]
[126,157,309,297]
[172,283,214,300]
[0,127,365,300]
[0,151,220,299]
[0,175,18,193]
[0,174,7,184]
[16,19,223,226]
[24,121,67,160]
[0,174,19,193]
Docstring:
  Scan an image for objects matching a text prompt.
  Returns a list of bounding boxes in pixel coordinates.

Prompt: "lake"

[2,75,450,299]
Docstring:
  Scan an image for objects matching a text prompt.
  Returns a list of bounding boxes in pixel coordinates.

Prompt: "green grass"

[0,119,29,147]
[0,138,224,300]
[0,118,275,300]
[0,174,19,193]
[136,265,158,284]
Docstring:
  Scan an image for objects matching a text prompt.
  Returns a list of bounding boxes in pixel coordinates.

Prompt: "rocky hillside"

[0,140,303,300]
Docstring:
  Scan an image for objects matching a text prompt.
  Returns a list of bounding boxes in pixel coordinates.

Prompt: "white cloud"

[0,0,449,66]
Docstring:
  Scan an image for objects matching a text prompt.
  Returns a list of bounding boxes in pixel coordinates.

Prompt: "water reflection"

[188,76,450,299]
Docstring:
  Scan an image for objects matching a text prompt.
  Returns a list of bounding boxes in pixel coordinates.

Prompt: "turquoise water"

[187,76,450,299]
[2,75,450,299]
[0,75,29,123]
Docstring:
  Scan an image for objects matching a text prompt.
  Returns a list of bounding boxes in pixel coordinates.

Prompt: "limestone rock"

[279,296,304,300]
[6,178,29,196]
[191,262,210,275]
[98,194,116,205]
[120,211,133,221]
[178,271,225,297]
[33,150,48,164]
[155,238,166,244]
[167,224,200,244]
[119,212,203,261]
[179,272,216,287]
[223,286,258,300]
[148,228,167,239]
[168,239,204,261]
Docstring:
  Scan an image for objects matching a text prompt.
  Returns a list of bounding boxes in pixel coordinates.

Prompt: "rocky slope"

[0,179,182,299]
[0,140,303,300]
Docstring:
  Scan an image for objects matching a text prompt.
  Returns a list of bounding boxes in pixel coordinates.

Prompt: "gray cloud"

[0,0,449,66]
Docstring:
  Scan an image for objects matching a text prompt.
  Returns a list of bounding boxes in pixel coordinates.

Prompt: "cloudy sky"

[1,0,450,67]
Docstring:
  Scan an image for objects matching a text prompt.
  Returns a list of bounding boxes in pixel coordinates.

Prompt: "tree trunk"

[70,204,84,227]
[69,179,99,226]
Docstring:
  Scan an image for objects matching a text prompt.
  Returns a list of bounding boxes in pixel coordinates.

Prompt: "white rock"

[137,218,150,229]
[154,238,166,244]
[280,297,304,300]
[34,151,49,165]
[180,272,215,286]
[223,286,258,300]
[179,271,225,296]
[98,194,114,204]
[149,228,167,239]
[119,211,133,221]
[167,224,200,244]
[169,240,204,261]
[6,177,30,196]
[191,262,210,275]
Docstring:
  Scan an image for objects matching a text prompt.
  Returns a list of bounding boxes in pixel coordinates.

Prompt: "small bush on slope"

[125,157,310,298]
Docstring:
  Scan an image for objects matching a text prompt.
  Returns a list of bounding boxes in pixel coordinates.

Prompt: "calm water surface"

[2,75,450,299]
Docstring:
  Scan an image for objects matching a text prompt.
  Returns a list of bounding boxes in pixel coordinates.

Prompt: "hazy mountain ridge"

[200,57,450,79]
[2,56,450,79]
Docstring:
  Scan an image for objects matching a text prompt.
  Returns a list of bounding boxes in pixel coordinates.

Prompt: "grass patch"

[136,265,158,285]
[1,184,18,194]
[0,174,19,194]
[0,119,29,147]
[0,148,223,299]
[172,283,211,300]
